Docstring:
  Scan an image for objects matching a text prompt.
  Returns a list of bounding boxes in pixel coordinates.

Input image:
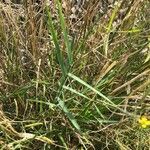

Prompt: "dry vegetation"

[0,0,150,149]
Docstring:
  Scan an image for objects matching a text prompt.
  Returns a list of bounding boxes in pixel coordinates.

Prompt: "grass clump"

[0,0,150,149]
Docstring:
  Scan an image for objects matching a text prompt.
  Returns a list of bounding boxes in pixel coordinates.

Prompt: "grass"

[0,0,150,149]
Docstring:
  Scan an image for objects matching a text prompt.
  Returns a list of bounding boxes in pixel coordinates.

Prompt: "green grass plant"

[0,0,150,149]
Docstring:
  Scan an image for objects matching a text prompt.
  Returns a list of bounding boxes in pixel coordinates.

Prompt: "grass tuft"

[0,0,150,149]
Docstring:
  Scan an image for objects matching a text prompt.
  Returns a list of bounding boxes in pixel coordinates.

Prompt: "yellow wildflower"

[138,116,150,128]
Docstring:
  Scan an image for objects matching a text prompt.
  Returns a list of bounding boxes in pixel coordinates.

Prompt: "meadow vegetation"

[0,0,150,149]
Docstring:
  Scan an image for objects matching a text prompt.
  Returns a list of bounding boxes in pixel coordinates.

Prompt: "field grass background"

[0,0,150,149]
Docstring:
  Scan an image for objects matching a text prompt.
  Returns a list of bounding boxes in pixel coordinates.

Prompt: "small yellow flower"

[138,116,150,128]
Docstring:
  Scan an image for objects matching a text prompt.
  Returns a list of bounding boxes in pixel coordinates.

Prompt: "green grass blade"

[68,73,115,105]
[59,135,69,150]
[27,99,56,110]
[63,85,91,100]
[94,117,118,124]
[57,97,81,132]
[104,2,121,56]
[46,5,67,76]
[106,3,120,33]
[68,73,135,117]
[56,0,72,65]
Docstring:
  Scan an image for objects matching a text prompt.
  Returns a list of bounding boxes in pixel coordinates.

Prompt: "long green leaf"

[46,4,67,76]
[57,97,81,132]
[104,2,121,56]
[63,85,91,100]
[56,0,72,65]
[68,73,115,105]
[68,73,135,117]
